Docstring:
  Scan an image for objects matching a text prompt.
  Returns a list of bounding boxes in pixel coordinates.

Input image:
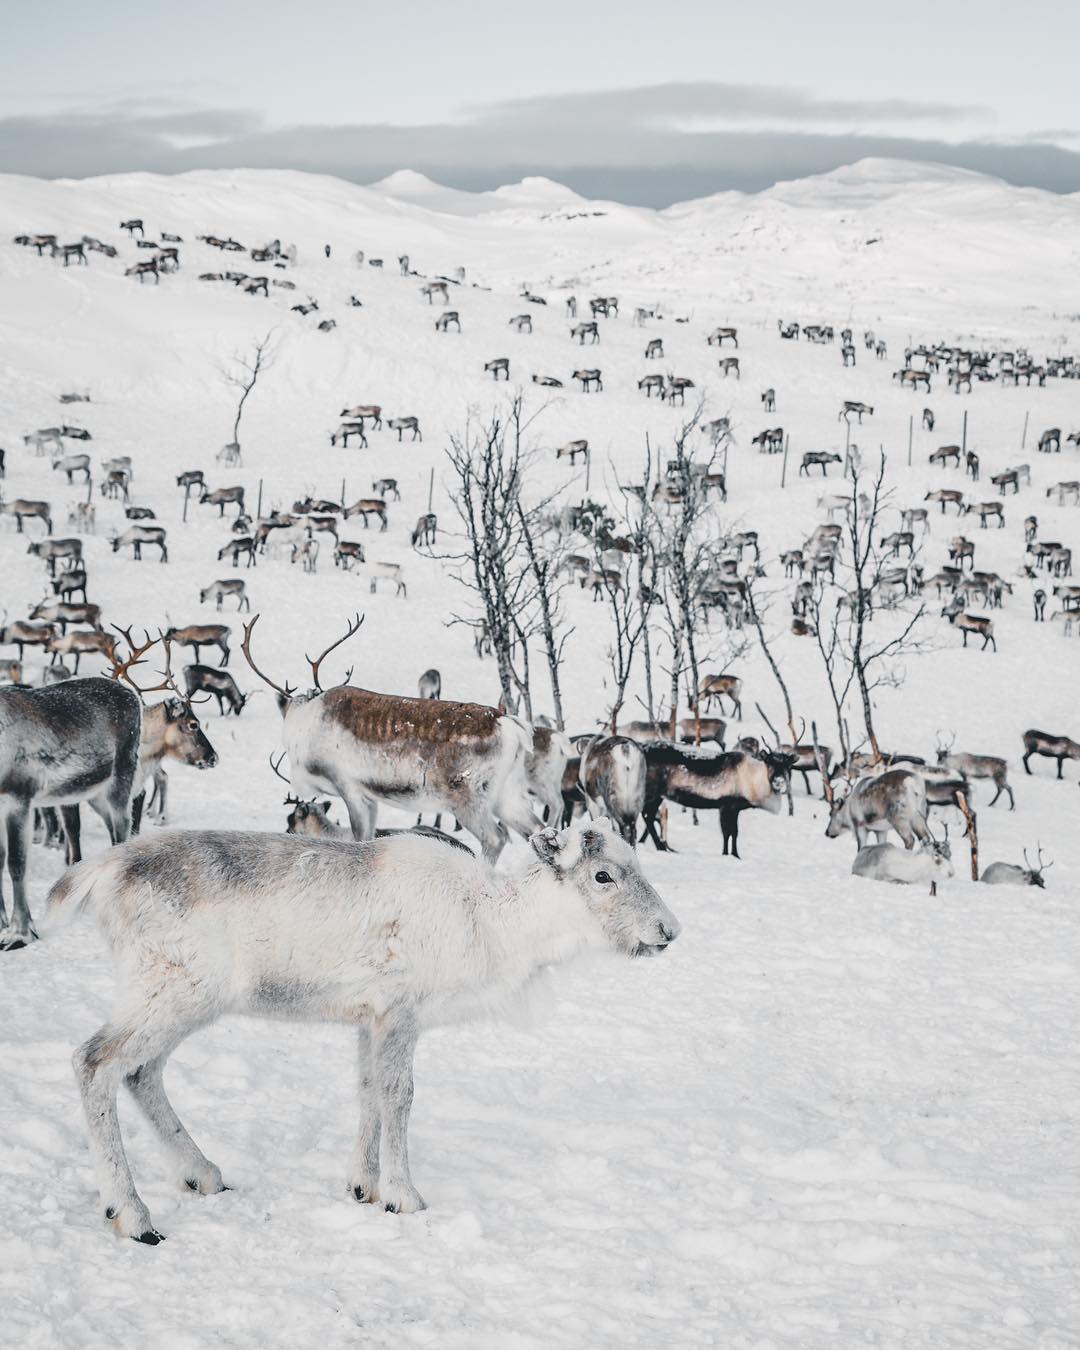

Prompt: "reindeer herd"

[2,206,1078,1247]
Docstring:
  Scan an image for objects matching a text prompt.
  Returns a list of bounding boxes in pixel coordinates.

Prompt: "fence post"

[780,435,790,488]
[907,414,913,468]
[1021,410,1029,450]
[256,477,263,519]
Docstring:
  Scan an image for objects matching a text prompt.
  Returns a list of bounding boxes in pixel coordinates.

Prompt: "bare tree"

[220,331,276,456]
[809,452,928,766]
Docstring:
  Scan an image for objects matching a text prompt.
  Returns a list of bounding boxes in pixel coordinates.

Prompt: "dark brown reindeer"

[0,676,141,947]
[1022,730,1080,779]
[182,665,248,716]
[240,615,536,861]
[51,568,87,602]
[218,536,257,568]
[800,451,841,477]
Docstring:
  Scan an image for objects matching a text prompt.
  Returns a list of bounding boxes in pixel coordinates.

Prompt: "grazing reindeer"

[662,375,695,404]
[706,327,738,347]
[418,669,441,700]
[182,665,247,716]
[0,677,140,947]
[580,737,646,846]
[1022,730,1080,779]
[556,439,589,465]
[47,630,117,674]
[638,374,665,398]
[696,673,742,719]
[982,846,1052,887]
[948,536,975,568]
[852,839,953,886]
[572,369,602,392]
[411,513,437,547]
[100,469,131,501]
[508,315,532,333]
[200,485,245,517]
[331,421,368,448]
[0,495,52,534]
[716,357,740,378]
[484,357,510,380]
[125,260,159,284]
[435,311,461,333]
[929,445,962,468]
[421,281,449,303]
[880,530,915,559]
[218,536,256,568]
[344,498,388,530]
[922,408,935,431]
[372,478,400,501]
[53,815,678,1242]
[241,615,537,861]
[164,624,230,666]
[839,401,873,423]
[199,579,249,612]
[935,732,1013,807]
[111,526,167,561]
[341,404,383,429]
[640,743,794,856]
[825,770,930,849]
[1038,428,1061,454]
[387,417,422,442]
[942,599,996,650]
[334,540,366,570]
[645,338,663,359]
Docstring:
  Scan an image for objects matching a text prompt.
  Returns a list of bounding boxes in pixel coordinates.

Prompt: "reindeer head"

[1022,844,1052,888]
[935,730,957,763]
[529,817,680,959]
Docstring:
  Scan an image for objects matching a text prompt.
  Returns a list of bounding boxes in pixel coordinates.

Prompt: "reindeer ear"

[529,827,562,869]
[320,801,331,813]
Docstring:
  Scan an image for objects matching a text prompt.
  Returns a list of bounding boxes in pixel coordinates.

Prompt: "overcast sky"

[3,0,1079,204]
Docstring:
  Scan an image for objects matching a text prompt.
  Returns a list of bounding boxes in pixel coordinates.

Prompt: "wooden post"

[843,420,851,477]
[1021,409,1030,450]
[256,477,263,520]
[907,414,913,468]
[780,435,790,488]
[182,486,189,523]
[427,466,434,513]
[341,477,346,508]
[956,789,978,880]
[585,451,591,496]
[961,410,968,456]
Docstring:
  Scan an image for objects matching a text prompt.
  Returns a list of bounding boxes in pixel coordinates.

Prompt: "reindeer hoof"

[352,1183,377,1205]
[133,1229,165,1246]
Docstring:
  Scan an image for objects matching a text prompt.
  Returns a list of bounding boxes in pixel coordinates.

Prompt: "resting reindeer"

[981,846,1051,887]
[53,816,679,1243]
[241,615,537,861]
[852,839,953,887]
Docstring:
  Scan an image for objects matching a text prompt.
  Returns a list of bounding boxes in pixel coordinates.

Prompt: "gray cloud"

[1,83,1078,204]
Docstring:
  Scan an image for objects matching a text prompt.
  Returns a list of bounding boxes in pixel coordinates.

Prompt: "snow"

[0,159,1078,1347]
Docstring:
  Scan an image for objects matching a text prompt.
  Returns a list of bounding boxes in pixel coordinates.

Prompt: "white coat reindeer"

[52,817,680,1243]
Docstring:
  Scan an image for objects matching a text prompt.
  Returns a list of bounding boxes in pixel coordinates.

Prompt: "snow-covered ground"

[0,160,1078,1348]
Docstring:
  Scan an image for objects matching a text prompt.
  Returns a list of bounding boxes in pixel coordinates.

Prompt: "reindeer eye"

[594,871,614,884]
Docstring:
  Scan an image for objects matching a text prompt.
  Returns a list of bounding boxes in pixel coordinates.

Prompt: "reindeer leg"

[0,807,35,948]
[124,1054,226,1196]
[60,804,82,865]
[349,1023,381,1203]
[372,1009,424,1214]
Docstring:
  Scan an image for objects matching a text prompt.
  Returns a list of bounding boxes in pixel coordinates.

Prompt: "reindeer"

[387,417,422,442]
[369,563,407,597]
[900,507,930,533]
[922,408,935,431]
[963,500,1005,529]
[182,665,247,716]
[1047,481,1080,506]
[556,439,589,465]
[100,469,131,501]
[645,338,663,359]
[418,669,441,700]
[340,405,383,429]
[508,315,532,334]
[1022,730,1080,779]
[0,677,141,946]
[421,281,449,304]
[572,369,602,392]
[825,769,930,849]
[852,839,953,886]
[484,357,510,380]
[334,540,366,570]
[532,374,563,387]
[982,846,1052,887]
[839,401,873,423]
[800,451,841,477]
[0,617,57,661]
[880,530,915,558]
[696,673,742,719]
[111,526,167,562]
[47,629,116,674]
[218,536,256,568]
[893,368,931,392]
[935,732,1013,808]
[240,615,537,862]
[662,375,695,404]
[1038,428,1061,454]
[411,513,437,547]
[344,498,388,530]
[0,495,52,533]
[717,358,740,378]
[28,537,82,576]
[125,260,159,284]
[639,742,794,856]
[942,599,996,650]
[638,374,665,398]
[818,493,852,520]
[434,311,461,333]
[32,603,102,645]
[199,579,250,612]
[706,326,738,347]
[580,737,646,845]
[51,452,91,484]
[53,815,677,1242]
[929,445,962,468]
[200,485,245,517]
[330,421,368,448]
[570,322,600,345]
[55,242,88,267]
[1034,589,1047,621]
[51,568,87,602]
[761,388,776,412]
[948,536,975,568]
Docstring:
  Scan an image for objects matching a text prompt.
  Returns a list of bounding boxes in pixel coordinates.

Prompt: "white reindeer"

[52,817,680,1244]
[852,839,954,885]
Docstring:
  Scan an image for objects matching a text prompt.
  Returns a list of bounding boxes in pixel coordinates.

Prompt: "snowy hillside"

[0,161,1078,1348]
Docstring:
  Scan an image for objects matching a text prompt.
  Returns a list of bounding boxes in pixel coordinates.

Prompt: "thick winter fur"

[281,686,537,861]
[852,840,954,885]
[51,817,680,1244]
[0,677,141,946]
[581,736,646,844]
[826,769,930,849]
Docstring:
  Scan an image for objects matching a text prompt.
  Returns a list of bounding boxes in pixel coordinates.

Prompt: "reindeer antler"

[305,613,364,691]
[812,720,835,804]
[109,626,168,698]
[240,614,296,701]
[268,750,292,785]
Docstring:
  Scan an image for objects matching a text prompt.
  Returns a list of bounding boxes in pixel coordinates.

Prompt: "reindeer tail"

[45,854,111,922]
